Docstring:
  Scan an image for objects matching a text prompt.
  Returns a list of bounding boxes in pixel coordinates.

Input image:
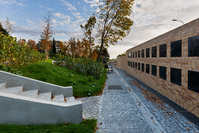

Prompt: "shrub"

[54,54,104,79]
[0,34,45,69]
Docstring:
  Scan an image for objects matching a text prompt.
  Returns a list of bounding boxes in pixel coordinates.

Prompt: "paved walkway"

[76,96,101,119]
[78,66,199,133]
[97,68,158,133]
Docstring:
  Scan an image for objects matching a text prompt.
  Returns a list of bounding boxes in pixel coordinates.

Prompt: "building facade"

[117,18,199,117]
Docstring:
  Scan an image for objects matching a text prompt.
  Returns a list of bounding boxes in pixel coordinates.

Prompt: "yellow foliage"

[91,50,98,61]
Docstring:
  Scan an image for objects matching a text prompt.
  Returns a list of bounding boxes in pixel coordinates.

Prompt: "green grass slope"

[20,60,107,97]
[0,119,97,133]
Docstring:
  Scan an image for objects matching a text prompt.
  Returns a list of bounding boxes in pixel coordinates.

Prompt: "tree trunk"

[45,48,48,60]
[97,40,104,62]
[89,35,92,58]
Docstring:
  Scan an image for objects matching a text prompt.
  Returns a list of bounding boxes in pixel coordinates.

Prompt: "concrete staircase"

[0,83,76,104]
[0,70,82,125]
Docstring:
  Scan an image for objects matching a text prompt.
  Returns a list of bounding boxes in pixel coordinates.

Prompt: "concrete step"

[66,97,75,102]
[21,90,38,98]
[38,92,52,101]
[52,95,65,103]
[1,86,23,95]
[0,83,6,90]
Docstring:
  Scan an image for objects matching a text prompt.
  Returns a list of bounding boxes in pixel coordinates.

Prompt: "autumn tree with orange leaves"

[27,39,37,50]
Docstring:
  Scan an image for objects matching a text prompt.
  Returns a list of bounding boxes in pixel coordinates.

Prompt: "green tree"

[97,0,134,61]
[101,47,110,63]
[0,23,8,36]
[52,38,56,55]
[80,15,96,58]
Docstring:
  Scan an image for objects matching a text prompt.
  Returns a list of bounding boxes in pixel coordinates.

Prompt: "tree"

[80,15,96,57]
[36,40,44,53]
[101,47,110,63]
[5,17,14,34]
[81,38,90,58]
[76,39,83,57]
[52,38,56,55]
[40,12,53,60]
[97,0,134,61]
[27,39,37,50]
[91,49,98,61]
[18,39,26,46]
[57,41,66,55]
[68,38,77,58]
[0,23,8,35]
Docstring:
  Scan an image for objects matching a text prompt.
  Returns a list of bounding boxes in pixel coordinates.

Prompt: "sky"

[0,0,199,59]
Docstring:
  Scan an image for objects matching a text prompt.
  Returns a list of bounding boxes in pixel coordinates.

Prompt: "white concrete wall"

[0,70,73,98]
[0,92,82,125]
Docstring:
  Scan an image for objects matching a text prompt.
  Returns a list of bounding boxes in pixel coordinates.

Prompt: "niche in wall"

[159,66,167,80]
[171,40,182,57]
[188,70,199,93]
[152,65,157,76]
[188,35,199,57]
[170,68,181,86]
[159,44,167,57]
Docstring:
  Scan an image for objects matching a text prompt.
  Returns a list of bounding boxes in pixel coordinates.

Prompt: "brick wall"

[116,56,127,70]
[117,18,199,117]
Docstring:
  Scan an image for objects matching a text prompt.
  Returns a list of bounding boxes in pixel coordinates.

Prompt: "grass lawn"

[0,119,97,133]
[19,60,107,97]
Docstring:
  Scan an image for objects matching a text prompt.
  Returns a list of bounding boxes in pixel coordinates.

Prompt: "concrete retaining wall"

[0,70,73,98]
[0,92,82,124]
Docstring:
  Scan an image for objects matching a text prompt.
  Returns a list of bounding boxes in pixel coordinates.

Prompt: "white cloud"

[52,19,57,24]
[54,12,71,25]
[72,12,82,19]
[48,12,85,39]
[84,0,102,13]
[13,26,40,37]
[60,0,76,11]
[54,30,83,38]
[84,0,102,7]
[26,19,42,29]
[47,7,55,11]
[0,0,26,6]
[0,18,16,25]
[55,12,70,20]
[72,12,81,17]
[83,6,87,11]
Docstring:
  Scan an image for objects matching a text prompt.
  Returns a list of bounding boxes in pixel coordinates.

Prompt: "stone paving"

[97,70,154,133]
[76,96,101,119]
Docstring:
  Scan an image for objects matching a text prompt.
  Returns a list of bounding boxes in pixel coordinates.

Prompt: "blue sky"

[0,0,199,58]
[0,0,99,42]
